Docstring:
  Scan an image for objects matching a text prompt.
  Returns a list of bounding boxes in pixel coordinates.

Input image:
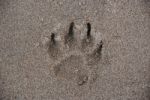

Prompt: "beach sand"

[0,0,150,100]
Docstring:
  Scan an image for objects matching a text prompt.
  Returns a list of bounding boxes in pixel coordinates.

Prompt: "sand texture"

[0,0,150,100]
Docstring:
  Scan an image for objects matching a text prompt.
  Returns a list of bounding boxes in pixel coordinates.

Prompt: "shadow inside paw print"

[48,22,103,86]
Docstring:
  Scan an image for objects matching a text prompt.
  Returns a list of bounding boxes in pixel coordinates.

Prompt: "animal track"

[48,22,103,86]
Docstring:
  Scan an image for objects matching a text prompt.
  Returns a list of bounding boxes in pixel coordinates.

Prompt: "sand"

[0,0,150,100]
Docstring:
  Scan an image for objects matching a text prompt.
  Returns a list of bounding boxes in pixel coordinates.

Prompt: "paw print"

[47,22,103,86]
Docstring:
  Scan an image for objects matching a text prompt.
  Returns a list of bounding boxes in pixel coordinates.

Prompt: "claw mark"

[68,22,74,36]
[48,33,62,60]
[65,22,76,47]
[87,23,91,38]
[86,22,92,42]
[81,22,93,53]
[51,33,55,44]
[95,40,103,55]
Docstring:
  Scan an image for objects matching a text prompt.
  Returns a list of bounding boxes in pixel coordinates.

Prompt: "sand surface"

[0,0,150,100]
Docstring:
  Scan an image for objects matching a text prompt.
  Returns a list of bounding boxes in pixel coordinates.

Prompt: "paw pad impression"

[47,22,103,86]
